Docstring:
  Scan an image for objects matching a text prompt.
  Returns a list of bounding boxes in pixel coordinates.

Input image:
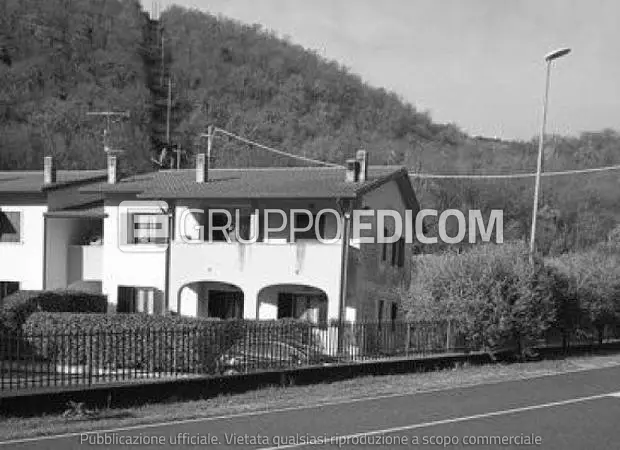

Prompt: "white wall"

[0,202,46,290]
[102,200,166,311]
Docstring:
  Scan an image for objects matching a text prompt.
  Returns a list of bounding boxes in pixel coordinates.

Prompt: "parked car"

[217,338,337,374]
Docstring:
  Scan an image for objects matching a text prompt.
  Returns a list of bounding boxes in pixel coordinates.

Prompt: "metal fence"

[1,321,618,393]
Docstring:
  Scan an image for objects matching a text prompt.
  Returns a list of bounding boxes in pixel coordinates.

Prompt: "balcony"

[68,244,103,284]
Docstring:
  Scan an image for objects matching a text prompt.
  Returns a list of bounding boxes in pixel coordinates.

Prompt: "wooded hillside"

[1,2,618,254]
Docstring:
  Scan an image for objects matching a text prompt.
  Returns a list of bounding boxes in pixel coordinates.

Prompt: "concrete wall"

[0,197,46,290]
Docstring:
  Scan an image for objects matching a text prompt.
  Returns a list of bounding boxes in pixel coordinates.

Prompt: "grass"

[1,352,620,442]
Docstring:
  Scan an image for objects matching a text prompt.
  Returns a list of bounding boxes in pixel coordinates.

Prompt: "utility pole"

[166,76,172,144]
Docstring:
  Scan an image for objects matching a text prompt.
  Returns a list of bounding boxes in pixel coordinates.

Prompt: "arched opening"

[178,281,244,319]
[258,284,328,325]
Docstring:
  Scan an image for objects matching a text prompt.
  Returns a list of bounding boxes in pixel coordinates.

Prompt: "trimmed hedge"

[22,313,325,374]
[1,290,107,332]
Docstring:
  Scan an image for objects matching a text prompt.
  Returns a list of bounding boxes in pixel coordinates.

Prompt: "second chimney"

[356,149,368,182]
[107,154,118,184]
[345,159,360,182]
[43,156,56,185]
[196,153,208,182]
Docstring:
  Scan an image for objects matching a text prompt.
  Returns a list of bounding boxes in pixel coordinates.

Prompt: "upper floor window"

[391,237,405,268]
[130,213,168,244]
[293,213,326,241]
[0,210,21,243]
[381,227,388,261]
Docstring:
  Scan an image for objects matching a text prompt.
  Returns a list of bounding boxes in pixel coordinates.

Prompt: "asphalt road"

[3,365,620,449]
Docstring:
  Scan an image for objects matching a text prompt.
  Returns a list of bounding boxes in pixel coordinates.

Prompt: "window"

[293,213,326,241]
[208,212,231,242]
[0,281,19,302]
[208,290,244,319]
[129,213,167,244]
[117,286,163,314]
[378,300,384,323]
[277,293,327,324]
[381,228,388,261]
[391,302,398,331]
[391,238,405,268]
[0,211,21,243]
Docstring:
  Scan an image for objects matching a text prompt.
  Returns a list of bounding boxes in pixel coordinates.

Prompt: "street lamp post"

[529,47,571,264]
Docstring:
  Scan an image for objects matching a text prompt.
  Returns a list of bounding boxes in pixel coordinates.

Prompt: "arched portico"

[177,281,244,319]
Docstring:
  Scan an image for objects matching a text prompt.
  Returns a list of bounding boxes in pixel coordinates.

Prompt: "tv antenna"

[86,110,130,154]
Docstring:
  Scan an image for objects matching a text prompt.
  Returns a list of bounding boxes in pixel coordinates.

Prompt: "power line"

[409,164,620,179]
[209,126,620,179]
[212,127,344,168]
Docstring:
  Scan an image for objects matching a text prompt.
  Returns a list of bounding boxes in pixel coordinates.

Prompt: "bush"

[22,313,326,374]
[0,290,107,332]
[405,243,563,355]
[547,248,620,342]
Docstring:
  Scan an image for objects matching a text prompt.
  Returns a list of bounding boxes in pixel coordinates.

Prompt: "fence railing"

[1,321,618,393]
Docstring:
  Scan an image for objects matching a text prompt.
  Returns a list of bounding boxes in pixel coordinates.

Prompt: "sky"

[144,0,620,141]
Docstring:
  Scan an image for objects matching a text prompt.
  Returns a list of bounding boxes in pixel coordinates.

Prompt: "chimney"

[196,153,208,182]
[107,154,118,184]
[356,149,368,182]
[43,156,56,185]
[345,159,360,183]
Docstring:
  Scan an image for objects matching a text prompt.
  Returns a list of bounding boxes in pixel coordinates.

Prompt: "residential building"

[0,152,420,330]
[0,160,106,301]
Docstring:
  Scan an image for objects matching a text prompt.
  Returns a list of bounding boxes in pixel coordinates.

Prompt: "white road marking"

[607,392,620,398]
[257,393,614,450]
[0,364,617,446]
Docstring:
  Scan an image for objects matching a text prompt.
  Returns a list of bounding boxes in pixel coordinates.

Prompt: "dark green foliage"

[0,290,107,332]
[2,2,618,254]
[406,243,562,354]
[22,313,326,373]
[0,0,153,172]
[23,313,239,373]
[547,246,620,342]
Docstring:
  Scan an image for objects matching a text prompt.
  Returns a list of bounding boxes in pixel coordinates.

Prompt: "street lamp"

[529,47,571,264]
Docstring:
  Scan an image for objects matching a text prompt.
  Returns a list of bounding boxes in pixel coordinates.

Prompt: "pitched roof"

[80,166,413,201]
[0,170,107,193]
[44,201,107,219]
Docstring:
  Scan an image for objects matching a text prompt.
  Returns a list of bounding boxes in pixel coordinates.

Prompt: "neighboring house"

[0,152,421,330]
[0,161,106,302]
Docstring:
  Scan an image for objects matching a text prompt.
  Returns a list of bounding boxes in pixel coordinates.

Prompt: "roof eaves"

[354,167,409,197]
[42,174,108,192]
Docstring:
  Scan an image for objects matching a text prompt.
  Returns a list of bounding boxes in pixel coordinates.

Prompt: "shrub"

[405,243,562,355]
[22,313,326,374]
[0,290,107,332]
[547,248,620,343]
[23,313,239,373]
